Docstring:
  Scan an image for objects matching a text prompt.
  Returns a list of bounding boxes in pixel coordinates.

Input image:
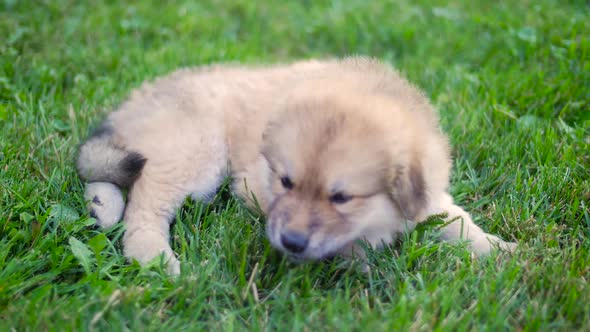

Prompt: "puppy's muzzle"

[280,231,309,254]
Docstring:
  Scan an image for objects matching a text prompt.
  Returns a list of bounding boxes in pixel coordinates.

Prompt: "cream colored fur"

[77,57,516,274]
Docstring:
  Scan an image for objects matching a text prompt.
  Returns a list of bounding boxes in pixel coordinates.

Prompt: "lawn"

[1,0,589,330]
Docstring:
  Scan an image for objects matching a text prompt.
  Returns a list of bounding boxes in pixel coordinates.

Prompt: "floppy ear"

[389,159,428,221]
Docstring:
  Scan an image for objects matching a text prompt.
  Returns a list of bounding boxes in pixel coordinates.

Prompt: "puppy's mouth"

[265,213,354,262]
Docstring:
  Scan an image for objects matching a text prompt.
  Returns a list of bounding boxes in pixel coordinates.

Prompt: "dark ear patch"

[390,159,427,220]
[117,152,147,186]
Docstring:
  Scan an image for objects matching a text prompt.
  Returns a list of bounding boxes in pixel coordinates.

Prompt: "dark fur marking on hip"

[118,152,147,186]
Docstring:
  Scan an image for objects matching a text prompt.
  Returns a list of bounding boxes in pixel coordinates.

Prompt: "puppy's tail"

[77,124,147,228]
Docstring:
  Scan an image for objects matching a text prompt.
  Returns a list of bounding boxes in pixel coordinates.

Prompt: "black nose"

[280,231,309,254]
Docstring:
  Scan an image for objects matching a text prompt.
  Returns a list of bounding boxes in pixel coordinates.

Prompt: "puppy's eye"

[329,192,351,204]
[280,176,294,190]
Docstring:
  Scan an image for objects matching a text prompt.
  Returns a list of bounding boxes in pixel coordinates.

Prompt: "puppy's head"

[261,92,427,261]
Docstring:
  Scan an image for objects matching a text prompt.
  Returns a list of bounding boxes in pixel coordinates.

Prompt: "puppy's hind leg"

[434,193,516,256]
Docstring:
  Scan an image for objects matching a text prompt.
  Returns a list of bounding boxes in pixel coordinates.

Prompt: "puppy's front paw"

[466,234,517,257]
[480,235,517,255]
[495,240,517,253]
[124,228,181,275]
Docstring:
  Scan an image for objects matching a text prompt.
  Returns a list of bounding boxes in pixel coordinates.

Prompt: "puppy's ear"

[389,159,427,221]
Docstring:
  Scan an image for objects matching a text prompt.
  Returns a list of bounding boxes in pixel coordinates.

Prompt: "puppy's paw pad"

[84,182,124,229]
[89,203,122,228]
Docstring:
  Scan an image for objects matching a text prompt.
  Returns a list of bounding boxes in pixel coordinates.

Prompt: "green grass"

[1,0,589,330]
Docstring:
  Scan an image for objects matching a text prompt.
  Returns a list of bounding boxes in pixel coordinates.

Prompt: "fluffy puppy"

[77,57,516,274]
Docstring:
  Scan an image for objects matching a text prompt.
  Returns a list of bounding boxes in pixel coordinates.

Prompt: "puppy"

[77,57,516,274]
